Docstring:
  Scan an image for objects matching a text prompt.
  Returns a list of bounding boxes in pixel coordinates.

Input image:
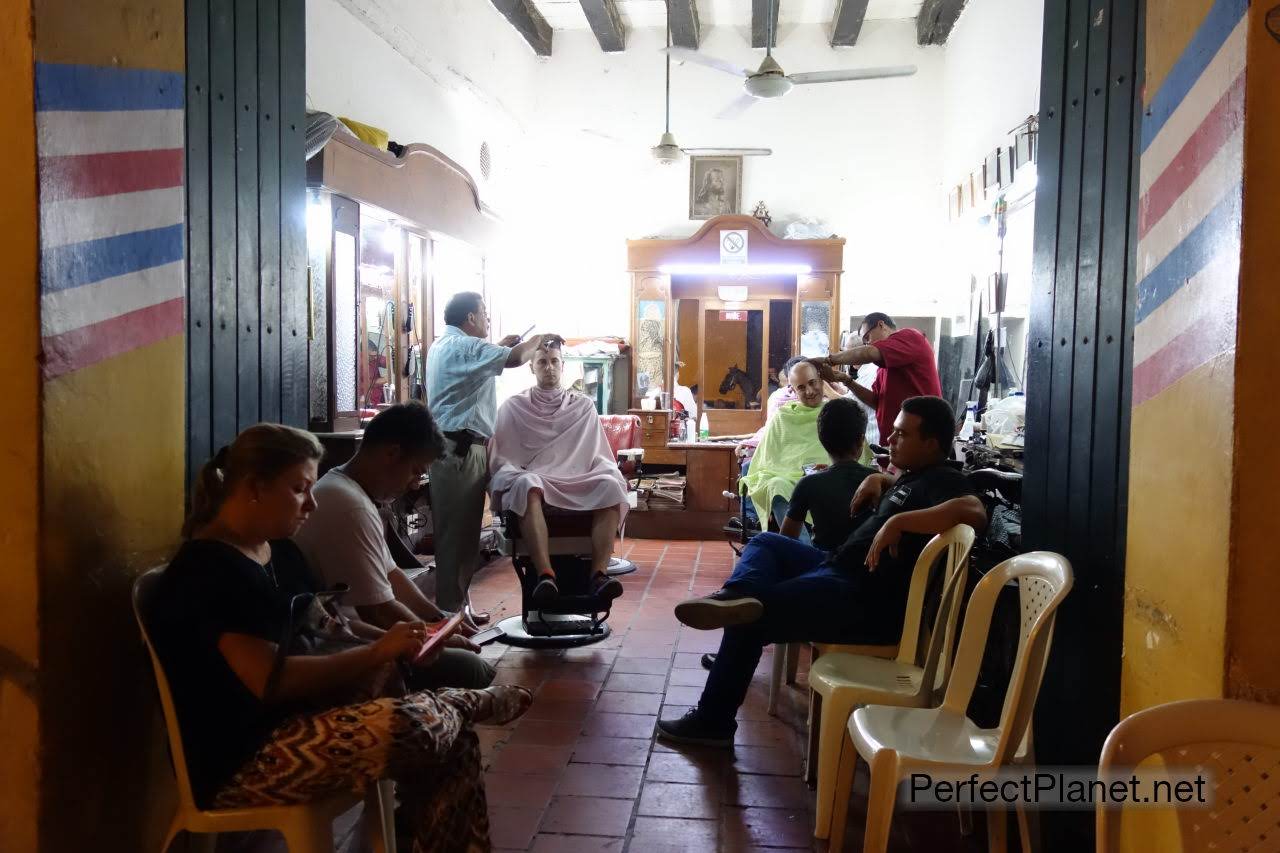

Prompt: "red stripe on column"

[1138,72,1245,239]
[39,148,184,202]
[1132,325,1234,406]
[42,297,184,380]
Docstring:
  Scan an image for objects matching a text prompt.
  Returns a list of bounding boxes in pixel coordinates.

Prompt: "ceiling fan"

[664,0,918,120]
[650,0,771,164]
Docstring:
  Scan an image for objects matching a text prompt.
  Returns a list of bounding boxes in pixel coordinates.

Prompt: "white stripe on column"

[41,260,184,338]
[1137,128,1243,279]
[1138,17,1246,197]
[36,109,183,157]
[40,186,184,249]
[1133,248,1239,366]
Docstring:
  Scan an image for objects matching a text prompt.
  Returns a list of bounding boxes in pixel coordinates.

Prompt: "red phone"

[412,611,465,664]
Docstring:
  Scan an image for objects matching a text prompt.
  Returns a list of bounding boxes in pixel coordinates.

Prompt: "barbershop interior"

[4,0,1280,852]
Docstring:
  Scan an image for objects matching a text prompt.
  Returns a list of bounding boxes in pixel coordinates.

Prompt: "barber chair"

[495,508,617,648]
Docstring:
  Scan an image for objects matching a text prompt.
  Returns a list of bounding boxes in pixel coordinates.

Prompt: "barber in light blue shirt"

[425,291,561,615]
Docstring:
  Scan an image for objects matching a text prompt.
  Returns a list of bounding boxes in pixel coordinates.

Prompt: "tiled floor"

[218,538,988,853]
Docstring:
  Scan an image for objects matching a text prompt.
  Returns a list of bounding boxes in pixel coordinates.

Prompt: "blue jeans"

[697,533,870,725]
[770,496,812,546]
[739,458,758,525]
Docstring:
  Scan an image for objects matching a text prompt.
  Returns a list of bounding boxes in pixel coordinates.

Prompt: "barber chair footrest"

[605,557,636,577]
[496,614,612,649]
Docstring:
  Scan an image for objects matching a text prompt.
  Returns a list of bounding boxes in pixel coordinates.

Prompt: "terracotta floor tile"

[488,743,574,776]
[485,772,556,810]
[732,745,805,777]
[637,781,721,819]
[561,647,619,665]
[666,667,708,687]
[628,816,719,851]
[720,805,813,849]
[571,735,651,767]
[662,685,706,706]
[673,653,708,669]
[528,834,626,853]
[582,712,658,739]
[595,691,663,715]
[603,672,668,693]
[556,763,645,799]
[610,656,672,675]
[506,719,583,748]
[675,632,724,653]
[644,751,725,786]
[720,772,814,810]
[541,795,634,836]
[524,698,596,723]
[537,678,603,702]
[486,805,543,850]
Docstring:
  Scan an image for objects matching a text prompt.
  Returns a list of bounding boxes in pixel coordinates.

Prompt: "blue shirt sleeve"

[471,339,512,376]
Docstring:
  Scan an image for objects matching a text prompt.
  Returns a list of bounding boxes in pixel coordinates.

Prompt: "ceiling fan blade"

[715,93,759,121]
[682,147,772,156]
[664,46,750,78]
[788,65,918,85]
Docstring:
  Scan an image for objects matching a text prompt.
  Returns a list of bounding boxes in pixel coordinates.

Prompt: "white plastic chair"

[828,551,1073,853]
[1097,698,1280,853]
[133,568,395,853]
[807,524,976,839]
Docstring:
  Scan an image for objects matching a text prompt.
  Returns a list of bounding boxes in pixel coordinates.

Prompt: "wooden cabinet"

[629,408,686,466]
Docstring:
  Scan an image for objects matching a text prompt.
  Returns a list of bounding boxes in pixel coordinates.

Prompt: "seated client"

[489,340,628,607]
[295,402,495,690]
[657,396,988,747]
[151,424,532,850]
[737,360,831,543]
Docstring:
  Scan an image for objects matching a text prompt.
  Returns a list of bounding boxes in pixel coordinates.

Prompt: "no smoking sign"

[720,229,748,265]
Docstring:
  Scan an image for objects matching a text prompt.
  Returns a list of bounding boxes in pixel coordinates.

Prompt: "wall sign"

[719,229,748,264]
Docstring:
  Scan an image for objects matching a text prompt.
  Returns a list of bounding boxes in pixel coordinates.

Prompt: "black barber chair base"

[496,613,612,648]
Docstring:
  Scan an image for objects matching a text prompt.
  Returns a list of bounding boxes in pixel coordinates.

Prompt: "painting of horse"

[718,364,761,409]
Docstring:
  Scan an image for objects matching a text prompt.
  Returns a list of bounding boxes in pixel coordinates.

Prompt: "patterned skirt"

[214,688,490,853]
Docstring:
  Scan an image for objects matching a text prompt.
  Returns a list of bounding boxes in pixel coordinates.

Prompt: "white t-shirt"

[293,468,396,608]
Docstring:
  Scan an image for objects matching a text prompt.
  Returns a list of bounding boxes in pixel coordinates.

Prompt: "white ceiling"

[530,0,924,31]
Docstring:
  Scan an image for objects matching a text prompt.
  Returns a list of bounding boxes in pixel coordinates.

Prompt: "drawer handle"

[646,415,654,424]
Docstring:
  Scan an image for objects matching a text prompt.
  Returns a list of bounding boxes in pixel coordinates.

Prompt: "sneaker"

[531,575,559,608]
[700,653,716,671]
[674,589,763,630]
[656,708,735,748]
[590,572,625,602]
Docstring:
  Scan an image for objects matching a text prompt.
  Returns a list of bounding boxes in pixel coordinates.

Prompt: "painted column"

[1123,0,1280,844]
[32,0,186,849]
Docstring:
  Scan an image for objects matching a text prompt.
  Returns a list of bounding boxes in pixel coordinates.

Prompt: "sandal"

[480,685,534,725]
[532,574,559,608]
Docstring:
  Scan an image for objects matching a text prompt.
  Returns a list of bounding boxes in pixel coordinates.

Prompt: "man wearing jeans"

[425,290,561,617]
[657,396,987,747]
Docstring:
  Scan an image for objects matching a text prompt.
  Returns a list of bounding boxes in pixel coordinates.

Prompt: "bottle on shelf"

[957,402,978,441]
[698,412,710,440]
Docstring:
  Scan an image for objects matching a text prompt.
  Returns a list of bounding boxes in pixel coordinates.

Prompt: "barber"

[425,291,561,621]
[812,312,941,443]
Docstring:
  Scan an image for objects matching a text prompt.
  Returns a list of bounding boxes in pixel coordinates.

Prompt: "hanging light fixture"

[651,1,684,164]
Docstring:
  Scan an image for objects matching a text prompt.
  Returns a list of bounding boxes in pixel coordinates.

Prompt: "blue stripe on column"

[41,224,185,293]
[1136,185,1241,324]
[1140,0,1247,153]
[34,62,185,112]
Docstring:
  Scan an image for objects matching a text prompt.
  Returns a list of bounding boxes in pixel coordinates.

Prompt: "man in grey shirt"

[425,291,561,616]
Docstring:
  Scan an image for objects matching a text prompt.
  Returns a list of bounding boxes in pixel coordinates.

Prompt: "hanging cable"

[664,0,672,133]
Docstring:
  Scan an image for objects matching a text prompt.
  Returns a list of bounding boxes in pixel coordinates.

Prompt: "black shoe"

[701,653,716,671]
[674,589,763,631]
[590,572,624,602]
[531,575,559,608]
[726,517,744,530]
[656,708,735,748]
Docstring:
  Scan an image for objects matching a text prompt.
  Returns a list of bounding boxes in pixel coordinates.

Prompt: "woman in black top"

[152,423,530,852]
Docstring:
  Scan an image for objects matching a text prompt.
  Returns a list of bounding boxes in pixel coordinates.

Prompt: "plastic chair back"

[1097,699,1280,853]
[133,566,201,812]
[896,525,977,700]
[939,551,1072,764]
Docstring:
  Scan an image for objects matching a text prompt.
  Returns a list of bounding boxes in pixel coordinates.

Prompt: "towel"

[740,400,830,521]
[489,387,628,520]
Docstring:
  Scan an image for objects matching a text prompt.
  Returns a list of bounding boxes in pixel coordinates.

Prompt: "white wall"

[306,0,1042,348]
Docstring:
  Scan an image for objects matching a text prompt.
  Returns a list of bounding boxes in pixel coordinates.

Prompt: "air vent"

[479,141,492,181]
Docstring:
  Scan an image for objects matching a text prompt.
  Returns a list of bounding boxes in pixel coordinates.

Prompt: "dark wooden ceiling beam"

[488,0,553,56]
[830,0,871,46]
[668,0,700,50]
[917,0,969,45]
[751,0,779,49]
[579,0,626,52]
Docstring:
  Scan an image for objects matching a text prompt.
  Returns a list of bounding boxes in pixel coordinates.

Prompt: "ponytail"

[183,425,323,539]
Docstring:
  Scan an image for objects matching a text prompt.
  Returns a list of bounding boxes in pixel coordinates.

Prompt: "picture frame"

[689,155,742,220]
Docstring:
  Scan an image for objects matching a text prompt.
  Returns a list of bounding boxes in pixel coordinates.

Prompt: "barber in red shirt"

[813,312,942,440]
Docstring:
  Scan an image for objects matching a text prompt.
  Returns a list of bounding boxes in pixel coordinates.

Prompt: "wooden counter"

[667,441,739,512]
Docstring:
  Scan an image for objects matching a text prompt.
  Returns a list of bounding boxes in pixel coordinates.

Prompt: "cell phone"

[413,611,465,663]
[470,625,506,646]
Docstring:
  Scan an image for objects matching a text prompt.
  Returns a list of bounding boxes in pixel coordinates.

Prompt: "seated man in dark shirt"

[658,395,987,747]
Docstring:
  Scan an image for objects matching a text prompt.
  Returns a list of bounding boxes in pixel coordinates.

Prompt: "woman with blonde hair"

[153,423,531,852]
